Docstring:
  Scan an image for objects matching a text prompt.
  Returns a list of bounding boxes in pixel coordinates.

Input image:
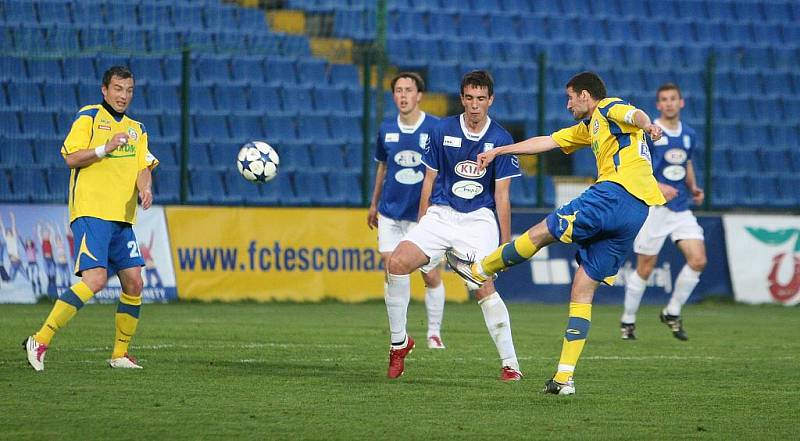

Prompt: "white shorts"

[633,205,705,256]
[377,216,417,253]
[403,205,499,273]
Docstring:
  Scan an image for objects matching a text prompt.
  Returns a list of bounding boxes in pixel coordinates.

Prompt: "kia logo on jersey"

[454,160,486,179]
[665,148,688,164]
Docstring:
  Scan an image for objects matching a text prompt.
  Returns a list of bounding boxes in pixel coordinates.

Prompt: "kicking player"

[446,72,665,395]
[620,83,706,341]
[384,70,523,381]
[368,72,446,349]
[24,66,159,371]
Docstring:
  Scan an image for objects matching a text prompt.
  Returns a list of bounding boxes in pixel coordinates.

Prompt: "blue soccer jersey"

[648,120,698,212]
[375,112,440,221]
[422,114,520,213]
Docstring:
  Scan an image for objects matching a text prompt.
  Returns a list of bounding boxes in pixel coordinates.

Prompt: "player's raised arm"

[477,136,560,170]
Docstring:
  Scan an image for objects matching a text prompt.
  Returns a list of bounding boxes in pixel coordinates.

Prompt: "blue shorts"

[71,217,144,276]
[546,182,649,285]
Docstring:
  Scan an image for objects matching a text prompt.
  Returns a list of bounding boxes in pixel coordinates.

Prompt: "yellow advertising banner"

[166,206,469,302]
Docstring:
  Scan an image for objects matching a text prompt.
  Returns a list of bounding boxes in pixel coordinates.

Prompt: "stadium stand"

[0,0,797,209]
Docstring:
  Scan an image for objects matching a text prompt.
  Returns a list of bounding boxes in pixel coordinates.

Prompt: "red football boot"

[387,336,415,379]
[500,366,522,382]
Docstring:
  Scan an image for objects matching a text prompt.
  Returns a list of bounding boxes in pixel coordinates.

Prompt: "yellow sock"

[554,302,592,384]
[480,232,539,276]
[112,293,142,359]
[34,281,94,345]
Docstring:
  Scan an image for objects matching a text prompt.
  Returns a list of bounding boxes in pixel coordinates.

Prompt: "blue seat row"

[0,166,69,203]
[509,175,556,208]
[713,173,800,209]
[0,1,267,31]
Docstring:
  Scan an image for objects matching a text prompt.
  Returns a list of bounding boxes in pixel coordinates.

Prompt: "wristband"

[95,146,107,158]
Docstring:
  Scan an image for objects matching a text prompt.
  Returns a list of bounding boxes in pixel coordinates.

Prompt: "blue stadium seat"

[742,176,770,207]
[706,1,735,21]
[153,166,181,204]
[61,56,97,83]
[150,30,181,52]
[187,142,212,168]
[22,110,56,136]
[426,62,459,93]
[328,64,359,88]
[342,87,363,116]
[327,171,362,206]
[214,31,249,53]
[342,142,363,172]
[710,148,730,172]
[249,85,282,113]
[81,27,114,51]
[264,58,298,86]
[188,168,225,204]
[204,4,239,30]
[214,84,249,112]
[733,1,765,22]
[34,141,65,167]
[193,113,229,142]
[694,20,725,43]
[278,144,311,174]
[151,141,177,166]
[190,85,215,110]
[297,59,328,86]
[171,5,203,30]
[710,174,736,208]
[457,13,490,38]
[427,11,457,38]
[492,64,524,93]
[329,115,362,143]
[46,167,70,203]
[7,81,44,109]
[0,110,21,136]
[44,27,81,52]
[509,177,535,206]
[439,37,471,62]
[277,171,311,206]
[113,29,148,52]
[281,35,312,57]
[11,168,49,202]
[763,2,792,22]
[246,33,282,56]
[229,55,265,84]
[237,7,268,30]
[281,86,314,114]
[264,115,297,143]
[129,57,164,83]
[106,3,139,26]
[488,13,518,39]
[772,124,797,148]
[761,148,789,173]
[221,171,259,205]
[311,144,346,172]
[0,56,26,82]
[193,55,232,84]
[146,84,180,111]
[546,16,577,42]
[2,140,34,165]
[386,37,411,65]
[228,113,264,140]
[297,115,330,144]
[313,87,347,116]
[42,82,79,111]
[389,10,426,36]
[0,170,12,202]
[4,0,37,23]
[293,171,331,206]
[728,147,760,172]
[36,0,72,24]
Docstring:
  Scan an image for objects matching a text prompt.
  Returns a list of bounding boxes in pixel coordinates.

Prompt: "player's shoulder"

[75,104,102,118]
[488,118,513,139]
[599,97,630,108]
[124,114,147,134]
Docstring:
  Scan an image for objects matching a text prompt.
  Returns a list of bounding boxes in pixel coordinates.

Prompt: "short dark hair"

[460,70,493,97]
[566,71,606,100]
[391,72,425,93]
[656,82,682,99]
[102,66,134,87]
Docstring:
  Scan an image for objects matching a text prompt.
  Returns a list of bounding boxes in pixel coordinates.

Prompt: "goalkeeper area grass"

[1,301,798,440]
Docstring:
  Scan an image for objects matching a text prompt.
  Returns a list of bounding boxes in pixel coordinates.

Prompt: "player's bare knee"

[387,252,412,275]
[123,277,144,296]
[82,273,107,293]
[687,254,707,272]
[636,255,657,278]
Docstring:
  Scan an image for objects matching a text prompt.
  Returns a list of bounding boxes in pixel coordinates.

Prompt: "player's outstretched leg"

[477,285,521,381]
[24,280,96,371]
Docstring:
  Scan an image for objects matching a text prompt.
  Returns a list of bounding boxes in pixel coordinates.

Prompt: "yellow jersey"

[551,97,665,206]
[61,103,159,224]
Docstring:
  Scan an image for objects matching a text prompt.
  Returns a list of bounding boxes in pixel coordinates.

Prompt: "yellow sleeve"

[61,115,93,157]
[138,131,159,171]
[551,122,591,154]
[604,102,640,132]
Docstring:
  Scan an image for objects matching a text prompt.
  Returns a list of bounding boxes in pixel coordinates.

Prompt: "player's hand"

[691,187,705,205]
[477,150,497,170]
[645,124,663,142]
[139,187,153,210]
[106,132,129,152]
[367,205,378,230]
[658,183,679,201]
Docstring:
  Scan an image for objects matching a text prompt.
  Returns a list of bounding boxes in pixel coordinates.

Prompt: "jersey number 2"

[127,241,141,258]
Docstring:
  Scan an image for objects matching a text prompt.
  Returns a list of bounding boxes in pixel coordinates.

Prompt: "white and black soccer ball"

[236,141,280,183]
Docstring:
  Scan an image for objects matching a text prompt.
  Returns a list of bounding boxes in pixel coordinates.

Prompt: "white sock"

[425,283,445,338]
[386,273,411,346]
[666,265,701,316]
[621,272,647,324]
[478,292,519,371]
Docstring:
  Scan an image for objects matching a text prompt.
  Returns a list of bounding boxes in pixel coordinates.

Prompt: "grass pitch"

[1,301,798,440]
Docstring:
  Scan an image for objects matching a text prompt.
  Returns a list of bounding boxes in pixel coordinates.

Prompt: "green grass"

[1,301,798,440]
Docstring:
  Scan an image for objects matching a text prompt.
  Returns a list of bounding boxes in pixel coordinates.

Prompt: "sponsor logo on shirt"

[451,180,484,199]
[664,148,687,164]
[98,124,111,131]
[443,136,462,148]
[395,168,424,185]
[483,142,494,152]
[592,119,599,135]
[394,150,422,167]
[419,133,429,149]
[454,160,486,179]
[385,132,400,143]
[662,165,687,181]
[683,135,691,149]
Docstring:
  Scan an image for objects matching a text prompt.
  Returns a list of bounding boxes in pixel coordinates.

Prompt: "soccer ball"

[237,141,280,183]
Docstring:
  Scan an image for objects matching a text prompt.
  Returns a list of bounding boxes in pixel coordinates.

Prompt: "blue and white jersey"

[375,112,439,221]
[648,119,698,212]
[423,114,520,213]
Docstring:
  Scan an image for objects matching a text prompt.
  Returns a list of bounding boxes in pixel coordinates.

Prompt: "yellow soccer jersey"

[551,97,665,206]
[61,104,159,224]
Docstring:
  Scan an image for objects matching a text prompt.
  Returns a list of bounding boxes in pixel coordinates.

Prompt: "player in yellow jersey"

[24,66,159,371]
[446,72,665,395]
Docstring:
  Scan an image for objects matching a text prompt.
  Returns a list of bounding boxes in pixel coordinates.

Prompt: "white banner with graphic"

[723,214,800,305]
[0,204,176,304]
